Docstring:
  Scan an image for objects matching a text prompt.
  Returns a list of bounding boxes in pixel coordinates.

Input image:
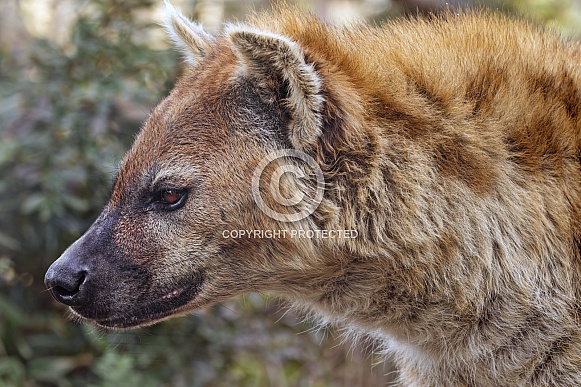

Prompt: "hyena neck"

[275,248,580,385]
[268,203,580,385]
[396,326,581,385]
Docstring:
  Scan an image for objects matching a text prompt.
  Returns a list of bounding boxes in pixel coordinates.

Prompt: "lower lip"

[81,283,202,329]
[161,288,184,300]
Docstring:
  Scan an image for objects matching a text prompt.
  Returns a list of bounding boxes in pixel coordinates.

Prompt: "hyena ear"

[227,27,324,151]
[162,0,215,66]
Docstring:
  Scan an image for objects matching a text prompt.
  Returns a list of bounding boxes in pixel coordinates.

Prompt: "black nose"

[45,259,88,306]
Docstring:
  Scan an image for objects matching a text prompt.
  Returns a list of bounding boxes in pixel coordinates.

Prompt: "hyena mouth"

[76,272,205,329]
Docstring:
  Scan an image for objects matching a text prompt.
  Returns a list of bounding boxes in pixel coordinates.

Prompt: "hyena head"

[45,1,339,329]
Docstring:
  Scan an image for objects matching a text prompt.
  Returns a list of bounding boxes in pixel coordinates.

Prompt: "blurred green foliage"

[489,0,581,37]
[0,0,578,386]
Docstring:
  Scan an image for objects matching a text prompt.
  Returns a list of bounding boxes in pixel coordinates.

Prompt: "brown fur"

[45,3,581,386]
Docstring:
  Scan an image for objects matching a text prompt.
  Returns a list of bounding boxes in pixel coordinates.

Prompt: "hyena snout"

[44,210,198,328]
[43,211,151,326]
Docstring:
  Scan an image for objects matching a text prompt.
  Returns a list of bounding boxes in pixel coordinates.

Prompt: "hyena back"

[45,2,581,385]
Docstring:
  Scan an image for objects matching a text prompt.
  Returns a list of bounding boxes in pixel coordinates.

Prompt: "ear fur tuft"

[162,0,214,66]
[227,27,324,151]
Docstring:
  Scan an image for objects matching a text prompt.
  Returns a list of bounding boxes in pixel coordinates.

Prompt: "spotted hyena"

[45,1,581,385]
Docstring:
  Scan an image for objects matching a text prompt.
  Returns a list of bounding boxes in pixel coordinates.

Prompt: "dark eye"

[162,189,182,205]
[151,188,188,210]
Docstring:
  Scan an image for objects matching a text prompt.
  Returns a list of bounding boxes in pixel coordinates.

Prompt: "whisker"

[216,302,240,317]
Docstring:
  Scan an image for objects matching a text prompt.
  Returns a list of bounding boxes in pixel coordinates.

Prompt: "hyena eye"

[162,189,182,204]
[151,188,188,210]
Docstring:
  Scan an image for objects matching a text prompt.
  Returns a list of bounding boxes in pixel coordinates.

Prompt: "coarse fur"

[45,2,581,386]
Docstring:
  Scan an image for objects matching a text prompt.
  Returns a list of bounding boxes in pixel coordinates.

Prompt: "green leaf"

[0,357,25,385]
[20,194,45,215]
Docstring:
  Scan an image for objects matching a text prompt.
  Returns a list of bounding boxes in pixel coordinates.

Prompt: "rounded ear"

[162,0,215,66]
[227,27,324,152]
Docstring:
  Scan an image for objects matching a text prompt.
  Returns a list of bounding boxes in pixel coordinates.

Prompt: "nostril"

[54,285,76,297]
[48,270,88,305]
[55,274,85,297]
[45,243,92,307]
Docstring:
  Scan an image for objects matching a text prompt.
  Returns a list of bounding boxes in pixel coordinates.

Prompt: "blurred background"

[0,0,579,386]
